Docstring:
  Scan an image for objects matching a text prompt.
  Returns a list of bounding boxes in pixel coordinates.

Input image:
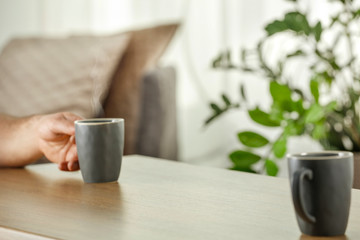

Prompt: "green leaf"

[248,107,281,127]
[335,0,345,4]
[204,115,217,125]
[240,84,247,101]
[229,150,261,168]
[283,120,304,136]
[265,159,279,176]
[222,94,231,106]
[286,49,305,58]
[305,103,325,123]
[318,71,333,85]
[312,123,327,140]
[313,21,322,42]
[265,20,289,36]
[284,12,311,35]
[329,57,340,70]
[293,88,305,98]
[270,102,285,122]
[270,82,294,112]
[241,67,255,72]
[212,54,222,68]
[230,165,257,173]
[226,50,231,62]
[354,9,360,18]
[212,51,236,69]
[210,103,221,113]
[241,48,247,62]
[237,131,269,148]
[273,138,287,158]
[266,12,311,36]
[310,79,319,103]
[291,99,305,114]
[325,101,337,111]
[329,15,339,28]
[270,82,292,103]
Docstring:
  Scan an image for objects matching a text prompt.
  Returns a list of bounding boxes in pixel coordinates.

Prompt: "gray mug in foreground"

[287,151,353,237]
[75,118,124,183]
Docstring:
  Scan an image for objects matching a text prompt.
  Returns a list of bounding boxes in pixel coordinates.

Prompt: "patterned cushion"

[0,34,130,118]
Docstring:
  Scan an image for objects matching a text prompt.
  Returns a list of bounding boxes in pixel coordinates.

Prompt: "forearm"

[0,114,43,167]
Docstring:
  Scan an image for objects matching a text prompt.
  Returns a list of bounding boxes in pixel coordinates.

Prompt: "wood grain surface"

[0,155,359,240]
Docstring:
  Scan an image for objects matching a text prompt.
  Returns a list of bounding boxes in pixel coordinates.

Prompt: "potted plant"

[206,0,360,176]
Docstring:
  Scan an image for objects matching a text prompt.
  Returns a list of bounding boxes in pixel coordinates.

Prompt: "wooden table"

[0,155,359,240]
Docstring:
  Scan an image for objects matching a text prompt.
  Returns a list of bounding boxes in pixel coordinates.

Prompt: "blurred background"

[0,0,328,176]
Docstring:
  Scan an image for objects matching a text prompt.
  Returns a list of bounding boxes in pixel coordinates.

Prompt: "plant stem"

[260,132,284,174]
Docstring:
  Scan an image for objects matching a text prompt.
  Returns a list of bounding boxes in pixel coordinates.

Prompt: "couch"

[0,23,179,161]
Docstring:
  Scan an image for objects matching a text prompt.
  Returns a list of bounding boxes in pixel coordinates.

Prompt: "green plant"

[206,0,360,176]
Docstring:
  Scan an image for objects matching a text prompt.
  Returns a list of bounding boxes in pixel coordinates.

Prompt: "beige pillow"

[0,33,130,118]
[103,23,179,155]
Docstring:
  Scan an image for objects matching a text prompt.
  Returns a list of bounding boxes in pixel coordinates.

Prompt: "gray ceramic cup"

[287,151,353,237]
[75,118,124,183]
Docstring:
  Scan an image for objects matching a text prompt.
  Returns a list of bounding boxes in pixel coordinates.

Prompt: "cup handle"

[291,168,316,223]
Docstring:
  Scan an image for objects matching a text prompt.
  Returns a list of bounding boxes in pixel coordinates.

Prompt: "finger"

[58,161,69,171]
[65,144,80,171]
[62,112,83,122]
[49,117,76,136]
[67,160,80,171]
[66,144,78,162]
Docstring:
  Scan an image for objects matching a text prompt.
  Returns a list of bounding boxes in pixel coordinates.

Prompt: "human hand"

[37,112,83,171]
